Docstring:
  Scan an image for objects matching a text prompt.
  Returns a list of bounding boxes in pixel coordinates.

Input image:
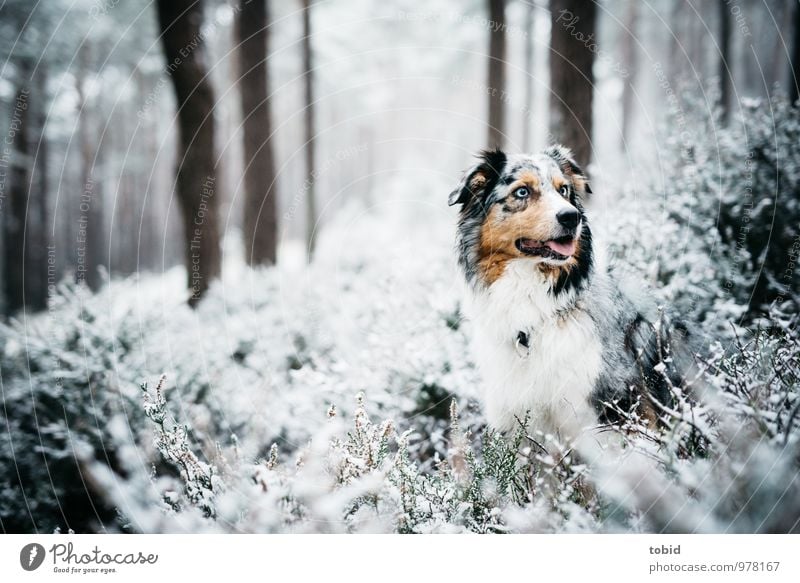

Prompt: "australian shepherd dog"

[449,147,690,444]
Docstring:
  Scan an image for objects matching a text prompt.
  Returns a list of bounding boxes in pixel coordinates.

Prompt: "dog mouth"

[515,235,577,260]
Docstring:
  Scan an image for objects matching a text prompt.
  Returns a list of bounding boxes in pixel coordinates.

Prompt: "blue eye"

[558,185,570,197]
[514,186,529,199]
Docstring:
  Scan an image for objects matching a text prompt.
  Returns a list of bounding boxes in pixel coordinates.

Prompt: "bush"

[659,95,800,327]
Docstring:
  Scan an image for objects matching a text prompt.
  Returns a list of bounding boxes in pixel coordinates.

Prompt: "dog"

[448,147,689,443]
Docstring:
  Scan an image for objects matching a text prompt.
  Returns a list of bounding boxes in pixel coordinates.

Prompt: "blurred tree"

[668,0,684,82]
[156,0,221,305]
[790,0,800,104]
[76,42,105,291]
[3,62,34,314]
[1,3,49,315]
[522,0,535,152]
[620,0,638,146]
[718,0,731,123]
[487,0,506,148]
[769,1,791,90]
[237,0,279,266]
[549,0,596,168]
[302,0,317,260]
[31,64,49,308]
[687,0,706,80]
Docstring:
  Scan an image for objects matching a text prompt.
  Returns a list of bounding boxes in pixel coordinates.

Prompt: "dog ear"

[448,149,507,206]
[544,145,592,197]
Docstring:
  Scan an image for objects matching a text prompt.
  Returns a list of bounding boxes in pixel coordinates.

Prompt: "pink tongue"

[545,238,577,256]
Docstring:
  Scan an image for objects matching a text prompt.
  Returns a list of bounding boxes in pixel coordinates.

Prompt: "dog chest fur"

[466,259,603,437]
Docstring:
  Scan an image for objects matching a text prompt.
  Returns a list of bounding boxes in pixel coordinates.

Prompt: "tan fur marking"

[477,203,584,287]
[469,172,487,191]
[517,171,540,189]
[478,200,560,285]
[558,165,587,195]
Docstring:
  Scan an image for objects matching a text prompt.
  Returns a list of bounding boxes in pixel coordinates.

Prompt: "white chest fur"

[466,260,603,438]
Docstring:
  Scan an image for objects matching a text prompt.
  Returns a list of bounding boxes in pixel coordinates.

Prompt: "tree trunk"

[620,0,639,146]
[237,0,278,266]
[718,0,731,123]
[769,1,790,91]
[549,0,596,168]
[3,73,32,314]
[522,1,535,152]
[31,65,49,309]
[687,1,705,79]
[790,0,800,105]
[156,0,221,306]
[302,0,317,260]
[668,0,684,82]
[486,0,506,148]
[76,44,105,291]
[2,56,50,315]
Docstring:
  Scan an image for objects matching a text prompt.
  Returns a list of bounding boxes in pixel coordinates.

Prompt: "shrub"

[661,96,800,326]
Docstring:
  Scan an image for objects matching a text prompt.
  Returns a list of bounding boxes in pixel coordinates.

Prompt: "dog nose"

[556,209,580,229]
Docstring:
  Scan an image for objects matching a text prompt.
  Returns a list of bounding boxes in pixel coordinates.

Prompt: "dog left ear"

[544,145,592,197]
[448,149,507,206]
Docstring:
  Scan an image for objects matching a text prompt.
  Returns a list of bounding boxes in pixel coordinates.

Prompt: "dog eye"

[513,186,529,199]
[558,185,570,197]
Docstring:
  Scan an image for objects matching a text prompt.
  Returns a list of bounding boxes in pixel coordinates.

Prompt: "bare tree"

[790,0,800,104]
[687,1,706,79]
[549,0,596,168]
[76,42,105,291]
[237,0,279,266]
[718,0,731,123]
[668,0,684,82]
[522,1,535,151]
[156,0,221,306]
[302,0,317,259]
[620,0,639,145]
[3,65,32,314]
[769,0,791,90]
[2,53,50,315]
[487,0,506,148]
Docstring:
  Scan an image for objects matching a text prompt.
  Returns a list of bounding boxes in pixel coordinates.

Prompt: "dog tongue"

[545,238,577,257]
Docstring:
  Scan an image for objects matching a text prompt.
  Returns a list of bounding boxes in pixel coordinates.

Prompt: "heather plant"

[609,95,800,334]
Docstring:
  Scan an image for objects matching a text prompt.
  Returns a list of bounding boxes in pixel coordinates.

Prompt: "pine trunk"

[77,44,105,291]
[3,77,31,314]
[620,0,639,145]
[790,0,800,104]
[549,0,596,168]
[487,0,506,148]
[718,0,731,123]
[2,58,50,314]
[156,0,221,306]
[522,1,535,152]
[237,0,279,266]
[302,0,317,260]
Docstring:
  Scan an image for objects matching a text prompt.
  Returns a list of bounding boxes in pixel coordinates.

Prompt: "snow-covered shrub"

[661,96,797,327]
[0,283,141,532]
[136,383,599,533]
[607,96,800,337]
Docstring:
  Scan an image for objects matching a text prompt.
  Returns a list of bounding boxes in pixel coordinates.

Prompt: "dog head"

[449,146,593,293]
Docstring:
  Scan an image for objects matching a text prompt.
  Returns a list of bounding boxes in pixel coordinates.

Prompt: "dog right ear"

[448,149,507,206]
